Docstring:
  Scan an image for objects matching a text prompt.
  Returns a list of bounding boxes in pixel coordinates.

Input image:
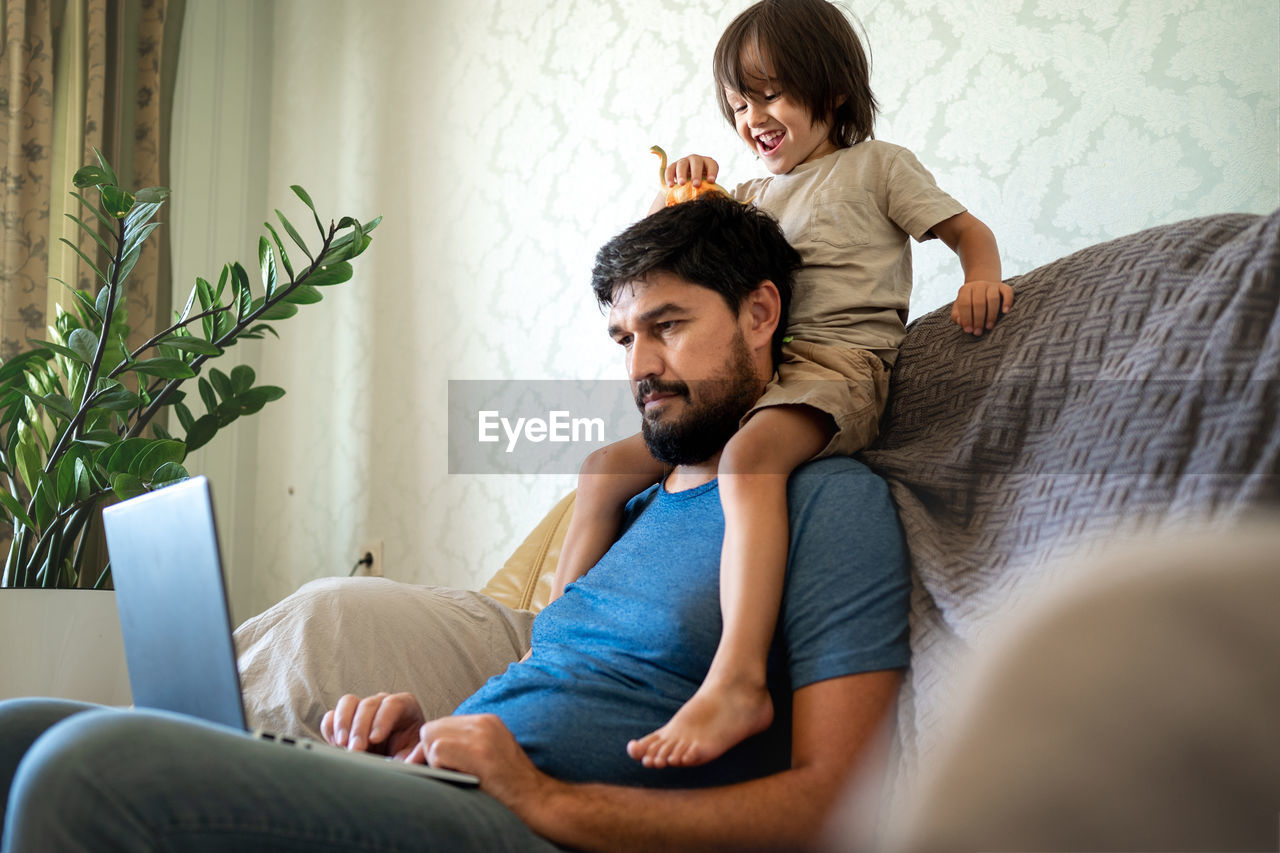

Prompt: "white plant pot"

[0,589,131,706]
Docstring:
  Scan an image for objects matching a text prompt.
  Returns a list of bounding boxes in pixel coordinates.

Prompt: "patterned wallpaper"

[173,0,1279,618]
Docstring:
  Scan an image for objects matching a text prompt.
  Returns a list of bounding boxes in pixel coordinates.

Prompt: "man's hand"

[410,714,555,821]
[951,279,1014,336]
[320,692,426,759]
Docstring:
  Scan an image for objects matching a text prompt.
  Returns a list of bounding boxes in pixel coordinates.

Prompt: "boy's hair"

[591,196,800,363]
[713,0,878,149]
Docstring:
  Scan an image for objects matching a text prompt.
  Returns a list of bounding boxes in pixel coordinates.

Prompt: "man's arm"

[418,669,902,853]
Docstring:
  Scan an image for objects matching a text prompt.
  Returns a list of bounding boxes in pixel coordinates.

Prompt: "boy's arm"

[417,668,902,852]
[551,433,666,601]
[932,211,1010,337]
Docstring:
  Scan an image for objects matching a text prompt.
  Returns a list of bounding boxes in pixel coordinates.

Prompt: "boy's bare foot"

[626,678,773,768]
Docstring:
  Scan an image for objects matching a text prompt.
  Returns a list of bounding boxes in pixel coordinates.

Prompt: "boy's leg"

[627,405,832,768]
[551,432,666,600]
[3,708,560,852]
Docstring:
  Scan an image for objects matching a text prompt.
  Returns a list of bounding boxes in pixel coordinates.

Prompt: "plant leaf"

[291,185,325,235]
[121,221,161,261]
[101,185,135,219]
[131,357,196,379]
[55,450,86,506]
[74,456,93,500]
[59,238,109,286]
[0,350,52,384]
[174,401,195,432]
[71,190,117,233]
[124,200,163,234]
[159,335,221,357]
[115,240,143,283]
[148,461,188,488]
[32,477,55,529]
[0,490,36,530]
[15,431,43,494]
[252,299,298,321]
[65,213,114,258]
[75,428,119,448]
[304,261,353,287]
[73,166,112,188]
[67,328,99,365]
[209,368,234,403]
[184,414,219,452]
[91,385,142,412]
[198,377,217,413]
[38,393,75,421]
[230,364,255,394]
[26,338,81,364]
[131,439,185,479]
[275,209,314,263]
[92,148,119,186]
[281,284,322,305]
[63,285,103,327]
[263,222,295,279]
[196,276,214,311]
[236,385,285,415]
[259,236,278,301]
[111,473,147,501]
[232,262,253,321]
[134,186,171,204]
[177,281,199,323]
[213,399,241,427]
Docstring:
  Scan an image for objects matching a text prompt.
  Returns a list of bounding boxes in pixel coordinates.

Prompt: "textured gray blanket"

[861,210,1280,797]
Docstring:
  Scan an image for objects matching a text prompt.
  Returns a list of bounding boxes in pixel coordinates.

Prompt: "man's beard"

[636,332,760,466]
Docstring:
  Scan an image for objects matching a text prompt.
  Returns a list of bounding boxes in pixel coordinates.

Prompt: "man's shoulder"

[789,456,888,499]
[786,457,899,544]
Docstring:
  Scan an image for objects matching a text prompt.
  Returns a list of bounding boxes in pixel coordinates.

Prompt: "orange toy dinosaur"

[651,145,731,207]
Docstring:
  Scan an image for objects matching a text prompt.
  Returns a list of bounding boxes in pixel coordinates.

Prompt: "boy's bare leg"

[551,432,667,601]
[627,405,833,768]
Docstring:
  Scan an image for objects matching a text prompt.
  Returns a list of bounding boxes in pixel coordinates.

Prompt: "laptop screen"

[102,476,247,730]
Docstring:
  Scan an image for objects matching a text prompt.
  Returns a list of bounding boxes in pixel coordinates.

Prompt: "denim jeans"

[0,698,563,852]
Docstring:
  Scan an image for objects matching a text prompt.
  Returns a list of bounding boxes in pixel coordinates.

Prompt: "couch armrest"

[479,490,575,613]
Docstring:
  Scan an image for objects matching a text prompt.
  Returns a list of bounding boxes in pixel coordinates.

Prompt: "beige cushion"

[479,490,575,613]
[235,491,576,737]
[235,577,534,739]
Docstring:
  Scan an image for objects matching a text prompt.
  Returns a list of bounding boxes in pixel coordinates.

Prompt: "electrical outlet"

[355,540,384,577]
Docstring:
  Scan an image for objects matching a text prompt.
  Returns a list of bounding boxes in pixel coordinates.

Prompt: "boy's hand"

[952,280,1013,336]
[666,154,720,188]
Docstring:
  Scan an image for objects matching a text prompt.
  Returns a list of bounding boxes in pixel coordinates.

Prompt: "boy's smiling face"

[726,57,838,175]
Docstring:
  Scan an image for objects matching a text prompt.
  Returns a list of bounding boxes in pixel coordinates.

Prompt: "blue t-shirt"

[455,457,910,788]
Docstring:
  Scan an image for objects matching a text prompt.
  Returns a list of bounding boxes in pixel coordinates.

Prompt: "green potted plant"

[0,153,377,701]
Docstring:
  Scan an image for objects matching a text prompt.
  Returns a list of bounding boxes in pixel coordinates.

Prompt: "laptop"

[102,475,478,787]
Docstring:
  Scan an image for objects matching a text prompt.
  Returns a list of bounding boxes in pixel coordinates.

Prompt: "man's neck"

[663,451,724,493]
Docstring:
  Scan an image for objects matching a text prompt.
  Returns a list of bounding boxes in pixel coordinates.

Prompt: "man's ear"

[742,280,782,350]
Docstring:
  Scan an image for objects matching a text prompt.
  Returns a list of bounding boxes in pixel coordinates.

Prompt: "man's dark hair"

[591,195,800,363]
[713,0,878,149]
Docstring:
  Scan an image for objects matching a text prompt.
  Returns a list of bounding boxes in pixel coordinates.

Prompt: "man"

[0,197,909,852]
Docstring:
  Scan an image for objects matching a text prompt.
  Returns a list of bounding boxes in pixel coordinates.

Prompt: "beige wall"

[171,0,1280,621]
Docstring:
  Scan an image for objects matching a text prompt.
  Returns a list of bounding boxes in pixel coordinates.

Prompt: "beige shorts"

[743,340,890,458]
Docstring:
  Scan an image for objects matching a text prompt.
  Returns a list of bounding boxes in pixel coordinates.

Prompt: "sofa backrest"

[862,208,1280,803]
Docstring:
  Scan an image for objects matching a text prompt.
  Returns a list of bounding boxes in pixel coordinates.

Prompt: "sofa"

[235,208,1279,833]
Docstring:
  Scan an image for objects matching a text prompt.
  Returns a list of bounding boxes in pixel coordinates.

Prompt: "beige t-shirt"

[732,141,965,366]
